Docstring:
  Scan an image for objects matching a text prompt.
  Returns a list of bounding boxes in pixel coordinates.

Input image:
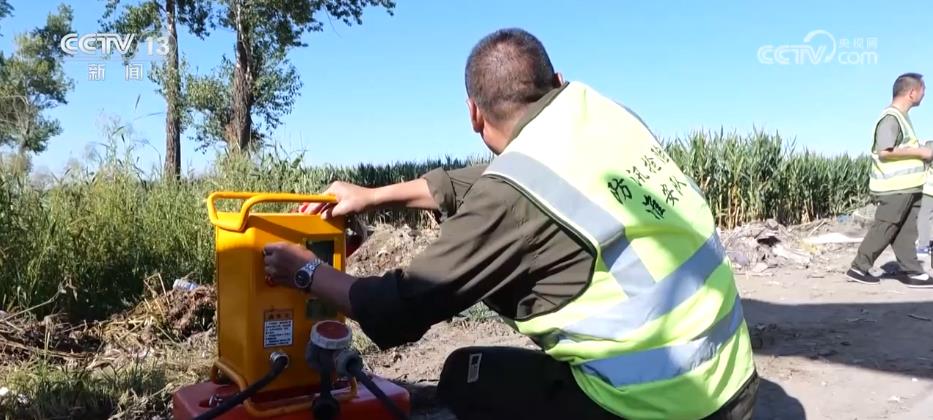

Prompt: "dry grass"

[0,277,216,420]
[0,342,212,420]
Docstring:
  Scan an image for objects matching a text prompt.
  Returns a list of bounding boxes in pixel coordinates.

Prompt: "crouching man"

[263,28,759,420]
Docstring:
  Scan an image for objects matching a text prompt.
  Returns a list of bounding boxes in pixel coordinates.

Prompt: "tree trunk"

[164,0,181,178]
[227,3,253,152]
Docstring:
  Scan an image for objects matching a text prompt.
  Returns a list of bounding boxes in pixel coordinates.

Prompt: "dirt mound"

[347,223,440,277]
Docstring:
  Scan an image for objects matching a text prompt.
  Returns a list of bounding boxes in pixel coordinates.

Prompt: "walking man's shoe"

[846,268,880,285]
[896,271,933,288]
[917,246,931,258]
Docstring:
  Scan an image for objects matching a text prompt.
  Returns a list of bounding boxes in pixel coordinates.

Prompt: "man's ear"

[553,71,566,87]
[467,98,484,134]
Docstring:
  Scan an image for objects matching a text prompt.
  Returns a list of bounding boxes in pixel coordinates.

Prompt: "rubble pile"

[346,224,440,277]
[721,219,816,272]
[721,205,873,274]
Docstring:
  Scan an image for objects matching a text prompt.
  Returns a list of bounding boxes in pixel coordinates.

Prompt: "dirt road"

[743,248,933,420]
[353,224,933,420]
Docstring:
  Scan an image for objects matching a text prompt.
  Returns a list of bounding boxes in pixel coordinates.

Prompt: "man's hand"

[302,181,376,220]
[921,147,933,162]
[263,242,317,287]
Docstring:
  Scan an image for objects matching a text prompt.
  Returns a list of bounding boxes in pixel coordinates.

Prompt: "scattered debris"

[750,323,778,350]
[726,250,750,268]
[723,219,815,271]
[805,232,863,245]
[908,314,932,322]
[772,244,812,265]
[818,349,838,357]
[1,278,216,365]
[752,262,770,273]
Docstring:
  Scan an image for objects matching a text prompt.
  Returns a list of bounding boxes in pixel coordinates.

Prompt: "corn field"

[0,129,870,321]
[665,129,871,228]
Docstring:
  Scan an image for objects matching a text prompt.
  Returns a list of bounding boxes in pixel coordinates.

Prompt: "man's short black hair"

[465,28,556,123]
[894,72,924,98]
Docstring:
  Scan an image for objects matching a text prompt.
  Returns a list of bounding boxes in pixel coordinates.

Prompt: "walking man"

[847,72,933,287]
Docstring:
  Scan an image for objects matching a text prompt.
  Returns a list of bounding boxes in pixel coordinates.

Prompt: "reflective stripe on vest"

[487,151,740,383]
[483,81,755,420]
[579,294,744,387]
[870,107,924,193]
[487,152,727,332]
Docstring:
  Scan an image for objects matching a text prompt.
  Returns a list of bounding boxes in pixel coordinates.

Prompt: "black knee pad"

[437,347,486,402]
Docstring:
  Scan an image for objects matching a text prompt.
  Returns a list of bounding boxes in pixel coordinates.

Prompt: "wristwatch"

[294,258,323,291]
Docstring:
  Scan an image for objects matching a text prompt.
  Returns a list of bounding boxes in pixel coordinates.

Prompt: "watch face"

[294,270,311,289]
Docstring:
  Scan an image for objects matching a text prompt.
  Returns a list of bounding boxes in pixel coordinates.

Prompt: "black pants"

[851,192,923,274]
[437,346,759,420]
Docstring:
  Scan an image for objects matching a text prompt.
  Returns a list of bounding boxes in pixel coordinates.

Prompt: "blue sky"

[3,0,933,176]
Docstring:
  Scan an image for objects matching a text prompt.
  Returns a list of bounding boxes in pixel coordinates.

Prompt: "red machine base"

[172,376,411,420]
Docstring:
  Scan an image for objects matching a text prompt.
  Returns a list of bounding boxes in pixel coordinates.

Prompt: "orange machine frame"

[206,192,358,418]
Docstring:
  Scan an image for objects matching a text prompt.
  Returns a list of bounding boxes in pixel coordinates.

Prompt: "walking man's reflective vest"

[484,81,756,420]
[871,107,926,194]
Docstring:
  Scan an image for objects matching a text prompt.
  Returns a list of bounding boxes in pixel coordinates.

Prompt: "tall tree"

[0,1,12,32]
[199,0,395,152]
[185,48,300,153]
[0,4,74,154]
[100,0,212,178]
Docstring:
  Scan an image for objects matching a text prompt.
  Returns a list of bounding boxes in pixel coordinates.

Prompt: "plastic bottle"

[173,278,199,292]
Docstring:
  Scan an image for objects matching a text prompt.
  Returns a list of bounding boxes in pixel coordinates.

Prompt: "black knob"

[312,394,340,420]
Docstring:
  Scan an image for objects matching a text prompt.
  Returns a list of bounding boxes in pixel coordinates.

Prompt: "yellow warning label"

[263,309,293,348]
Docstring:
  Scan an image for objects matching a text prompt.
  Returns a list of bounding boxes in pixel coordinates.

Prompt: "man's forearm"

[371,179,438,210]
[879,147,929,161]
[308,264,358,317]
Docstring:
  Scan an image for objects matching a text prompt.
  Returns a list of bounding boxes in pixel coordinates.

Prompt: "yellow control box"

[207,192,347,396]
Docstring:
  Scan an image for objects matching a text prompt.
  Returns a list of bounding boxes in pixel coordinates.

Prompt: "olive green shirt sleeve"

[875,115,902,152]
[420,165,488,222]
[348,176,532,350]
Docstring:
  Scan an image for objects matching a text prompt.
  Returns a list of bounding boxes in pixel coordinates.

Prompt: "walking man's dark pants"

[852,192,924,274]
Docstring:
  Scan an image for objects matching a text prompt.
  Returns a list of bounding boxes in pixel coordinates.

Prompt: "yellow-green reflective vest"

[922,140,933,197]
[484,82,756,420]
[870,107,925,194]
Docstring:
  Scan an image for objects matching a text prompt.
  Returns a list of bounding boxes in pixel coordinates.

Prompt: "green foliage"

[100,0,163,53]
[0,4,74,153]
[100,0,216,177]
[100,0,214,46]
[188,0,395,150]
[663,128,871,228]
[215,0,395,54]
[0,128,868,323]
[0,0,12,32]
[185,50,301,151]
[0,120,484,320]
